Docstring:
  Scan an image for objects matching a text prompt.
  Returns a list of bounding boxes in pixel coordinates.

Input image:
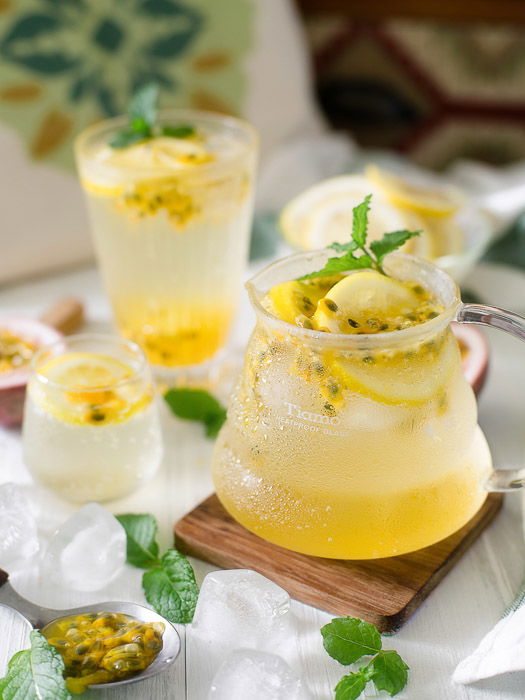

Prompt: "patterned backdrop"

[305,16,525,170]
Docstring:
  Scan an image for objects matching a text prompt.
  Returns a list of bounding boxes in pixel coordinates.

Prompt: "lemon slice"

[40,352,133,389]
[279,176,419,252]
[312,270,420,333]
[330,330,458,405]
[366,165,463,218]
[81,177,124,198]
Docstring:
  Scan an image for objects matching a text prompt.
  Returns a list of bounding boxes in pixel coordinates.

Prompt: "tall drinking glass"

[75,111,257,374]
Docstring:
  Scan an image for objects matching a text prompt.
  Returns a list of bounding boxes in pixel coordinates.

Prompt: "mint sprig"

[110,83,196,149]
[164,388,227,438]
[0,631,71,699]
[117,513,199,623]
[322,617,409,698]
[300,194,420,280]
[116,513,160,569]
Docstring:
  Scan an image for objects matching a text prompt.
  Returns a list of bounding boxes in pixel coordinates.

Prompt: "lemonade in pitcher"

[76,97,257,370]
[212,199,492,559]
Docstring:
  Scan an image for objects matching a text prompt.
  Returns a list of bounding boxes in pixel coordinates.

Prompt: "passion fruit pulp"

[0,318,61,427]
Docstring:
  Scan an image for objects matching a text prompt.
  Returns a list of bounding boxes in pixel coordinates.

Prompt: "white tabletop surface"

[2,261,525,700]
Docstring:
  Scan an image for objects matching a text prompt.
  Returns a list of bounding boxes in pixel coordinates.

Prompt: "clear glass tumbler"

[75,110,258,373]
[23,334,163,502]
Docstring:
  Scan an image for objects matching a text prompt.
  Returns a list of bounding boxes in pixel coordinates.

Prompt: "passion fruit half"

[0,317,61,427]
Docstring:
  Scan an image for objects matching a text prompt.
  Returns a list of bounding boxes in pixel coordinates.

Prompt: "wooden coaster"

[174,493,503,633]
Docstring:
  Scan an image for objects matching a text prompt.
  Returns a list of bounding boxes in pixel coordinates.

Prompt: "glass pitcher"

[212,250,525,559]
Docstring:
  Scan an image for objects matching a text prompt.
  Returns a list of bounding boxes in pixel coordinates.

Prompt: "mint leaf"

[128,82,158,130]
[162,125,195,139]
[297,194,420,280]
[329,241,359,253]
[321,617,382,664]
[116,513,160,569]
[334,672,368,700]
[370,229,421,265]
[371,650,409,696]
[109,128,150,149]
[351,194,372,248]
[142,549,199,623]
[164,388,226,438]
[0,631,71,699]
[299,252,373,280]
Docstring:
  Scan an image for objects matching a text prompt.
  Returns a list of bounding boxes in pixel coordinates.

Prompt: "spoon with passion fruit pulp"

[0,569,181,693]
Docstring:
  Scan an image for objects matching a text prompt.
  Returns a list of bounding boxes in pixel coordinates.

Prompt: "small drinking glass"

[23,334,163,502]
[75,110,258,376]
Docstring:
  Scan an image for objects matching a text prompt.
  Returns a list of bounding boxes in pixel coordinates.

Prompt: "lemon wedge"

[312,270,421,333]
[366,165,463,218]
[330,330,458,405]
[280,175,421,252]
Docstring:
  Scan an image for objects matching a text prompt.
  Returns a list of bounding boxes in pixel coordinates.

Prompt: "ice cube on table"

[40,503,126,592]
[208,650,309,700]
[0,483,39,570]
[191,569,295,651]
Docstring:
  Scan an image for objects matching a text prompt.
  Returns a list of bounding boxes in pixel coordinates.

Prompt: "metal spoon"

[0,568,181,690]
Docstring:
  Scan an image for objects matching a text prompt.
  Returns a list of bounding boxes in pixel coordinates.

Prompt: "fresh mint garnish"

[116,513,160,569]
[143,550,199,624]
[164,388,227,438]
[110,83,196,149]
[162,125,195,139]
[322,617,409,698]
[0,631,71,699]
[117,512,199,623]
[300,194,420,279]
[322,616,381,664]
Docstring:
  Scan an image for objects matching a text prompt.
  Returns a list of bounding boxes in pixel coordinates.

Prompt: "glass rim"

[74,108,258,178]
[30,333,149,392]
[246,250,461,349]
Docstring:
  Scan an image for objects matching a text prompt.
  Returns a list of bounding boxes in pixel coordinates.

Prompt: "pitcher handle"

[456,302,525,492]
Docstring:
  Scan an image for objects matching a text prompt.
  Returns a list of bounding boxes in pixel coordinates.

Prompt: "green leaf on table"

[142,549,199,623]
[116,513,160,569]
[370,229,421,265]
[0,631,71,699]
[321,617,382,664]
[162,124,196,139]
[371,650,409,696]
[334,671,369,700]
[164,388,227,438]
[351,194,372,248]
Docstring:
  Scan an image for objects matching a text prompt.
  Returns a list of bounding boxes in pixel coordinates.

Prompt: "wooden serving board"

[175,493,503,633]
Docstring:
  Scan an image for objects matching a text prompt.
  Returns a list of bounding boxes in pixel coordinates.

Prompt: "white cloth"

[454,580,525,684]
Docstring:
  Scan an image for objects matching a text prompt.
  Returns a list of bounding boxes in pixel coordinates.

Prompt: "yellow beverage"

[212,252,492,559]
[75,112,257,369]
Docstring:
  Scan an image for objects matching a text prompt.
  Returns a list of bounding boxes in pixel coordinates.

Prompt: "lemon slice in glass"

[366,165,464,218]
[279,175,421,252]
[40,352,133,388]
[330,331,458,405]
[312,270,420,333]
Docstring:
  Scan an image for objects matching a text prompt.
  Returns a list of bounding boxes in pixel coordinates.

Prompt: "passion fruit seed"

[347,318,360,328]
[323,299,338,313]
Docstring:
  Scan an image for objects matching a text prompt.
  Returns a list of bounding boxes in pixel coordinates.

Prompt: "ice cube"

[208,650,309,700]
[0,483,39,569]
[191,569,294,652]
[40,503,126,592]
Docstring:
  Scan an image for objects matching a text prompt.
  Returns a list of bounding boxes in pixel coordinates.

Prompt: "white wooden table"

[1,262,525,699]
